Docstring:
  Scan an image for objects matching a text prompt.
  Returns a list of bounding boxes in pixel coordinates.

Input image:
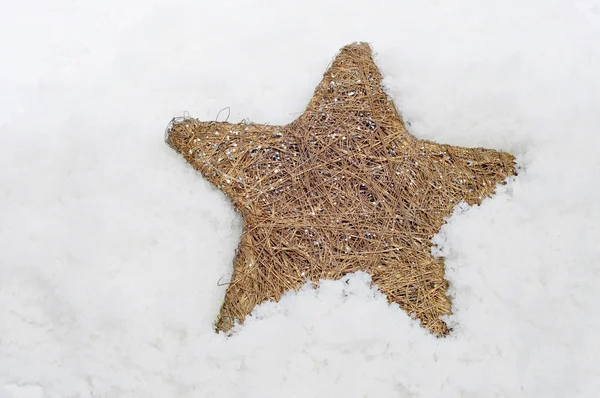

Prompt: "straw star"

[166,42,516,336]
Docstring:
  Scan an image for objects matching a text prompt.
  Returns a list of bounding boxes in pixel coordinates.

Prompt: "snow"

[1,0,600,397]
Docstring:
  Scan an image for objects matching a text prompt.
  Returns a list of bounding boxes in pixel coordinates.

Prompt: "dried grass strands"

[166,42,516,336]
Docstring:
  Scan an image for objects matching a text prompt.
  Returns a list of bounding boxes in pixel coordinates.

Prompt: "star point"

[166,42,516,335]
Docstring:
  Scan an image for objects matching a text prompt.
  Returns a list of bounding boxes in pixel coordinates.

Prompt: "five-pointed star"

[166,42,516,335]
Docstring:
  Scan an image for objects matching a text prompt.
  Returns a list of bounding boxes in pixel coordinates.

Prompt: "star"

[166,42,516,336]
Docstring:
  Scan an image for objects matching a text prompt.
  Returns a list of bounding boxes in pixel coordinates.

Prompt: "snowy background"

[1,0,600,397]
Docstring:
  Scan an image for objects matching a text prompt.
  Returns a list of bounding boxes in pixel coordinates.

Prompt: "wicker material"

[166,42,516,335]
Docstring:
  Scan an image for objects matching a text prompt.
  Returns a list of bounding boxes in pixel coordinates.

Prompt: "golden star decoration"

[166,42,516,336]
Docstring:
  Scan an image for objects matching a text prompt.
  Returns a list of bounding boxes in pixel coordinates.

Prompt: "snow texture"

[1,0,600,397]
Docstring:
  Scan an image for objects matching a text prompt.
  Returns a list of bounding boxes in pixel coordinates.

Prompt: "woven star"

[166,42,516,336]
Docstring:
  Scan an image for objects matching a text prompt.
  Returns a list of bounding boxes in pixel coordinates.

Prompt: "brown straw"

[166,42,516,336]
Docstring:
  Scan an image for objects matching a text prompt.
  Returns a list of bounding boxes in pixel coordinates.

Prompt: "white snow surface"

[2,0,600,397]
